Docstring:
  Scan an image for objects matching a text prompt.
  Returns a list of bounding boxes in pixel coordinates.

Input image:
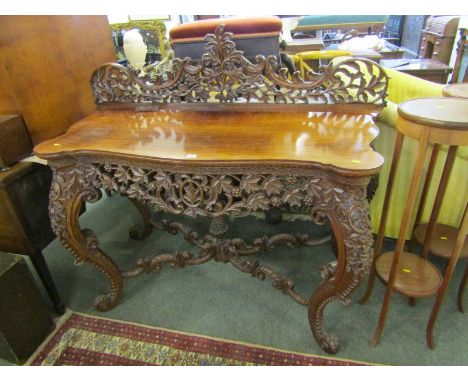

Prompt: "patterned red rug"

[28,312,369,366]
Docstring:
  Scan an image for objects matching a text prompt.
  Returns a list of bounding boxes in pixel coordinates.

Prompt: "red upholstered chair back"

[169,16,283,62]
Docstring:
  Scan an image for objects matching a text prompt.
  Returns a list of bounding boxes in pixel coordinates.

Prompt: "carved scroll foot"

[94,293,120,311]
[307,186,373,354]
[49,166,124,312]
[308,274,356,354]
[128,198,153,241]
[308,282,341,353]
[129,225,152,241]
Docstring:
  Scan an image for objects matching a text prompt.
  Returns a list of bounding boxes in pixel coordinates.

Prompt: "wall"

[0,16,116,145]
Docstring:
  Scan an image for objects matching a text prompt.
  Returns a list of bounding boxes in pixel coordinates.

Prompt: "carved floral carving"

[92,24,389,105]
[49,162,373,277]
[48,160,374,353]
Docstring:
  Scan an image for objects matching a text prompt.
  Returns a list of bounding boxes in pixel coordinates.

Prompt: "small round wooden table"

[361,97,468,349]
[442,83,468,99]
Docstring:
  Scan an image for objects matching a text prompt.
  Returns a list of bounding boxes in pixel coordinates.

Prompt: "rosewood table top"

[34,109,383,176]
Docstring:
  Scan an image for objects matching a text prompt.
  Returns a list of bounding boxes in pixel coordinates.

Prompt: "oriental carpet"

[28,312,370,366]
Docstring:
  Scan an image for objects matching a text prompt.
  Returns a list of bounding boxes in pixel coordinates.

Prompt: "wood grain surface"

[34,109,384,174]
[376,252,442,298]
[0,16,116,145]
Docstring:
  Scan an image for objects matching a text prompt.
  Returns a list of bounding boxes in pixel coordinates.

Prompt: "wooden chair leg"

[426,202,468,349]
[359,132,404,305]
[370,130,429,347]
[458,263,468,313]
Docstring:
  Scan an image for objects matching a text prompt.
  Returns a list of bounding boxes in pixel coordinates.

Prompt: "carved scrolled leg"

[308,186,373,354]
[49,165,123,311]
[128,198,154,241]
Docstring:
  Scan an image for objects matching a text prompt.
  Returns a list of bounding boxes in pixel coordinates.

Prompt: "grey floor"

[2,193,467,366]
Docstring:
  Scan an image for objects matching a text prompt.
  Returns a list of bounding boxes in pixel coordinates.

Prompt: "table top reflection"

[34,109,383,174]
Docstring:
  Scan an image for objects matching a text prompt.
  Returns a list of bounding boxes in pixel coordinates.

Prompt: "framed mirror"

[109,17,169,65]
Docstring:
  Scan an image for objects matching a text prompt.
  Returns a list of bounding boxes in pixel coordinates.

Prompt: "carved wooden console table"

[34,26,388,354]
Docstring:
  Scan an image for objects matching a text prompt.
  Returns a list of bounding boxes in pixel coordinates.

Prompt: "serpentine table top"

[34,25,389,355]
[35,109,383,176]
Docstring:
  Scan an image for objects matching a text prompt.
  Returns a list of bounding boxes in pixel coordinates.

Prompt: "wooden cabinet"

[419,16,459,64]
[0,161,64,314]
[381,58,453,84]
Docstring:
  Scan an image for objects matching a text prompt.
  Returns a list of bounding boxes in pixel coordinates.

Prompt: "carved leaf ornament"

[92,24,388,105]
[49,163,372,275]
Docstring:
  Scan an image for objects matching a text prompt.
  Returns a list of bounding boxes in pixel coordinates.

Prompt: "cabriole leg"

[49,166,123,311]
[308,184,373,354]
[128,198,154,240]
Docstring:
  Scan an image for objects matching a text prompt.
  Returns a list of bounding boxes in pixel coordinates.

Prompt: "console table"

[33,25,388,354]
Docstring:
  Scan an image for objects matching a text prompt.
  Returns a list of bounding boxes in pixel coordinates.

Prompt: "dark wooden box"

[0,115,33,169]
[0,253,55,364]
[0,162,55,255]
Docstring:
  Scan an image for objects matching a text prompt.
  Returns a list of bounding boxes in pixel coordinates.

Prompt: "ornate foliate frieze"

[49,162,373,276]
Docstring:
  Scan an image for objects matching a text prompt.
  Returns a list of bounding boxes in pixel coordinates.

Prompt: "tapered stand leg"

[426,203,468,348]
[458,264,468,313]
[407,146,456,308]
[370,129,429,347]
[409,144,440,254]
[419,146,458,259]
[360,132,404,305]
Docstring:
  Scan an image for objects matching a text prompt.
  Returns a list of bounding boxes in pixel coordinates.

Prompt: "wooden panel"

[0,16,116,145]
[34,109,384,174]
[0,186,29,255]
[401,15,428,56]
